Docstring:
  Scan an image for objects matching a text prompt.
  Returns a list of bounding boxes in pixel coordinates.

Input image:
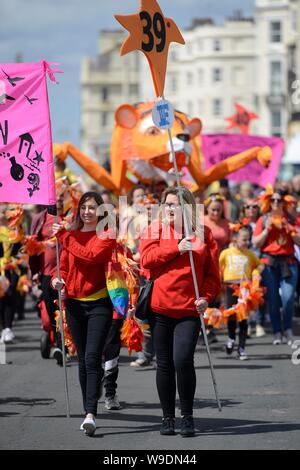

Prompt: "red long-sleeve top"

[140,222,221,319]
[55,229,116,299]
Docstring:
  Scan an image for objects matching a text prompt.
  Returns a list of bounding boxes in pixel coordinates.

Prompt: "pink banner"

[202,134,285,187]
[0,61,61,205]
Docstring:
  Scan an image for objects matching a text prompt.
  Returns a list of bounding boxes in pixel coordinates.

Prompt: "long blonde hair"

[160,187,203,238]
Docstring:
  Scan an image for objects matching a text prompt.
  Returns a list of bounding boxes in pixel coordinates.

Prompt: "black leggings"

[0,272,18,329]
[65,297,112,416]
[225,286,247,348]
[151,313,201,418]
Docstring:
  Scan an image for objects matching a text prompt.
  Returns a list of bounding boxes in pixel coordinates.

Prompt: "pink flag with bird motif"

[0,61,62,205]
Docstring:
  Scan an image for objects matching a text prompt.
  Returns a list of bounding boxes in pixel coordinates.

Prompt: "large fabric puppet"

[53,101,272,193]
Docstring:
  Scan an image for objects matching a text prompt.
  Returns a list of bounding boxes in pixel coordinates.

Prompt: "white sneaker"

[273,333,282,345]
[237,347,248,361]
[225,338,235,355]
[3,328,14,343]
[130,358,151,367]
[255,325,266,338]
[104,395,122,410]
[82,416,96,436]
[284,329,294,347]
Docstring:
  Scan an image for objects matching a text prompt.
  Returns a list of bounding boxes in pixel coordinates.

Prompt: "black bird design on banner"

[1,69,25,87]
[0,94,15,104]
[24,95,38,105]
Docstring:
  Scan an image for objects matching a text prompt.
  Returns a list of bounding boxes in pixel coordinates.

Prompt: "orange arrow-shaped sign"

[115,0,185,97]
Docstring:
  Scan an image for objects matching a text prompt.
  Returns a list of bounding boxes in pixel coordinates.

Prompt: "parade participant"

[140,187,220,437]
[120,185,146,263]
[204,193,231,343]
[218,179,240,222]
[52,191,116,436]
[253,189,300,346]
[204,193,231,256]
[240,198,265,337]
[120,189,156,368]
[0,205,27,343]
[219,226,264,360]
[30,197,65,366]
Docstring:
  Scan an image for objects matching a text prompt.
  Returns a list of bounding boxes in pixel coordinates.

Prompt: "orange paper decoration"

[226,103,258,135]
[115,0,185,97]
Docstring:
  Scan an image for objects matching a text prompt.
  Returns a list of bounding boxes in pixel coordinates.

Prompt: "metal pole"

[166,121,222,412]
[55,215,71,418]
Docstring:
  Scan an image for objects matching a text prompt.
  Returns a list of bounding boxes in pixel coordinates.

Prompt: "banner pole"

[53,209,71,419]
[165,115,222,412]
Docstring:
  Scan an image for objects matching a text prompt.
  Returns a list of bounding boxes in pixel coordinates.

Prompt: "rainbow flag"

[105,260,129,317]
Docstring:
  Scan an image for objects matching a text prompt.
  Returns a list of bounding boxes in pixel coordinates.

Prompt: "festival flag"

[0,61,62,205]
[202,134,284,187]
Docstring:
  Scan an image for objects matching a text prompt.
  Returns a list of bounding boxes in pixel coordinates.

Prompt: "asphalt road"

[1,300,300,450]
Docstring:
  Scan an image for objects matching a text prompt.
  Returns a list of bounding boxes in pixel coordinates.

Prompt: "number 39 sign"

[115,0,185,98]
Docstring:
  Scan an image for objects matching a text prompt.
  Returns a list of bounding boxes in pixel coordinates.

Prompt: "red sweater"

[140,223,221,319]
[55,229,116,299]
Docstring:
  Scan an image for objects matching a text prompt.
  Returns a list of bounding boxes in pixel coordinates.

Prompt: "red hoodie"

[55,229,116,299]
[140,222,221,319]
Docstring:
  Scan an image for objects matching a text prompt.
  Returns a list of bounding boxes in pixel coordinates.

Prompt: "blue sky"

[1,0,254,147]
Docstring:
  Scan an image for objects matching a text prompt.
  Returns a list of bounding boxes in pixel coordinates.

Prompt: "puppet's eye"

[145,126,162,136]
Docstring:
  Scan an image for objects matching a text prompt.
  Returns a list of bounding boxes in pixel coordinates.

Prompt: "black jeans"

[103,318,124,398]
[225,286,247,349]
[65,297,113,416]
[151,313,201,418]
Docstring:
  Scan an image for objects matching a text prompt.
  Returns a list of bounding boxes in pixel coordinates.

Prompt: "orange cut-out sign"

[115,0,185,97]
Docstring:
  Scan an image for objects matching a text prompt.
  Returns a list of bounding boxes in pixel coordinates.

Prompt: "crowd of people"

[1,170,300,437]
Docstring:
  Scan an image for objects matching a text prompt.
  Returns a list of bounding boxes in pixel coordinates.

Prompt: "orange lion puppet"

[53,101,272,193]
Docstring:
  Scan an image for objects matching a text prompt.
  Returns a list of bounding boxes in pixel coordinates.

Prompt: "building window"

[213,68,222,82]
[198,69,204,85]
[102,87,108,102]
[187,101,194,116]
[213,99,222,116]
[271,110,282,136]
[102,112,108,127]
[187,71,193,86]
[270,61,282,95]
[169,74,178,92]
[270,21,282,43]
[213,39,221,51]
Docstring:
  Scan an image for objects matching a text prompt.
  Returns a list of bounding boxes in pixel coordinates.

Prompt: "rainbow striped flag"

[105,260,129,317]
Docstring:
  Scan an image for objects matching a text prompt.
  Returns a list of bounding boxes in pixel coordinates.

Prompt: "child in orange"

[219,226,264,360]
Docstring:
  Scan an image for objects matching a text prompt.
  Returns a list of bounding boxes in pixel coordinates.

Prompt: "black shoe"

[160,417,175,436]
[53,348,63,367]
[180,416,195,437]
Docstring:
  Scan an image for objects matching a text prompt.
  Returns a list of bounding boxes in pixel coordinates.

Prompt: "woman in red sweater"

[52,192,116,436]
[140,187,220,437]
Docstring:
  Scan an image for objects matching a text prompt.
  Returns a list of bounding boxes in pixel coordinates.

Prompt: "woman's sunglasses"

[245,204,258,209]
[270,198,282,203]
